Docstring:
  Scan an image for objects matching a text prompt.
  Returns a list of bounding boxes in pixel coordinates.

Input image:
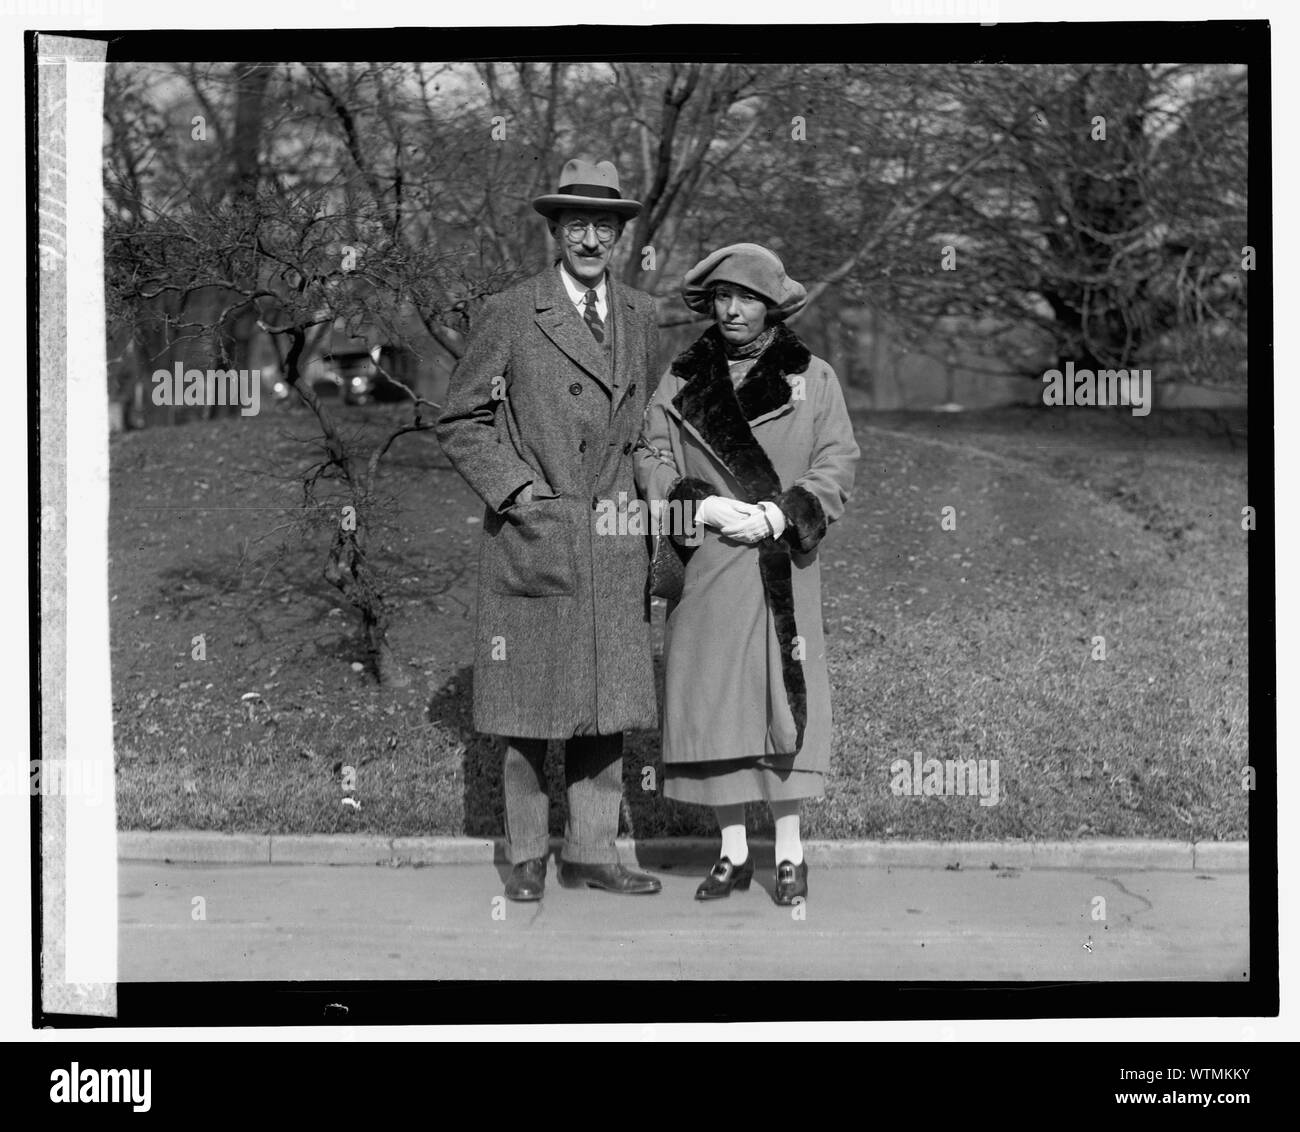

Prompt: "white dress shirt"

[559,265,608,322]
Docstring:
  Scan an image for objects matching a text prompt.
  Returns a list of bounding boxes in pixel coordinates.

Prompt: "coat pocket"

[486,498,576,597]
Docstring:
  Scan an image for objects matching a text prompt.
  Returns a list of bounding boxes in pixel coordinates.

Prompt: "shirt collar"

[559,263,607,306]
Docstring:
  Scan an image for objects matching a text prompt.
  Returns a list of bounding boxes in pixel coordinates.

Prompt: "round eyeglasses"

[561,220,618,243]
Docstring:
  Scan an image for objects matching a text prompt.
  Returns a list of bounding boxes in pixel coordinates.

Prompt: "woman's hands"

[696,495,758,532]
[697,496,788,544]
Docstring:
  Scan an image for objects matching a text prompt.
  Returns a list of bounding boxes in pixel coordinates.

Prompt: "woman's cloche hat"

[532,158,642,220]
[682,242,808,322]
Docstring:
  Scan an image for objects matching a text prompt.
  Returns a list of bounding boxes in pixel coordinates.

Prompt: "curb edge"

[117,832,1249,871]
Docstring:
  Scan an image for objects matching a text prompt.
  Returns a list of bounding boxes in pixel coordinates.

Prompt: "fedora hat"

[532,158,642,220]
[682,243,808,322]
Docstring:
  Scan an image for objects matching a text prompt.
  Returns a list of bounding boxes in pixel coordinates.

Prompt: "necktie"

[583,289,605,344]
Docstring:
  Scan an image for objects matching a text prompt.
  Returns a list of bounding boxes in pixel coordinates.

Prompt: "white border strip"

[63,53,115,987]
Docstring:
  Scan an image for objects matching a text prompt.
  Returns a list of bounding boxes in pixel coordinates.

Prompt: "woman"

[635,243,859,905]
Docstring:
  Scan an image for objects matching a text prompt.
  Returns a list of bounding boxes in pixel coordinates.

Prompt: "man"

[435,159,662,901]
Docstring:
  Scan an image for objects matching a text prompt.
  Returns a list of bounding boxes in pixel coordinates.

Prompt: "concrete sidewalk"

[119,850,1250,982]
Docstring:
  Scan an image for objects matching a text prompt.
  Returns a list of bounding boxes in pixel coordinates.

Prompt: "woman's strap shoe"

[695,856,755,900]
[773,859,808,906]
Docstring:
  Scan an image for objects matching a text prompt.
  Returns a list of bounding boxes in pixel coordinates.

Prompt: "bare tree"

[104,61,1250,683]
[105,62,478,682]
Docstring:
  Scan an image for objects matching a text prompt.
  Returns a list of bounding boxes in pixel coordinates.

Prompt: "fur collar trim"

[670,322,812,426]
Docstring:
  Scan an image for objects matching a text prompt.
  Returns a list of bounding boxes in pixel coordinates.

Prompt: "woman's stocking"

[715,804,748,865]
[771,800,803,866]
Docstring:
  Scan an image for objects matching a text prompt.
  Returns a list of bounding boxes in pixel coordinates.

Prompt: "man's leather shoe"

[695,856,755,900]
[504,857,547,902]
[557,861,662,894]
[773,859,808,906]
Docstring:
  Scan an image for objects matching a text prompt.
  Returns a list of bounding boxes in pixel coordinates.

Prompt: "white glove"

[722,500,788,544]
[721,509,767,543]
[758,501,787,540]
[695,495,759,531]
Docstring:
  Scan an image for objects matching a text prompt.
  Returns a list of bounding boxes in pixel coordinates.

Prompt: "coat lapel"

[533,268,612,395]
[609,278,641,413]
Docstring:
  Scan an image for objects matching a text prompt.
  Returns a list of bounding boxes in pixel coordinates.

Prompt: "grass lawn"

[110,403,1250,842]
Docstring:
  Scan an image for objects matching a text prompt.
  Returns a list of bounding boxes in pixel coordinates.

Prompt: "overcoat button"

[579,439,587,453]
[569,382,582,395]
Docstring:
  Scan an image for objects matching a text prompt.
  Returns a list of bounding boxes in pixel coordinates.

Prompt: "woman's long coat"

[435,267,661,738]
[635,324,859,769]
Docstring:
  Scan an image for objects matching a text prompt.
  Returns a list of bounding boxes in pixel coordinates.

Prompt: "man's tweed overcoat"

[435,267,661,738]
